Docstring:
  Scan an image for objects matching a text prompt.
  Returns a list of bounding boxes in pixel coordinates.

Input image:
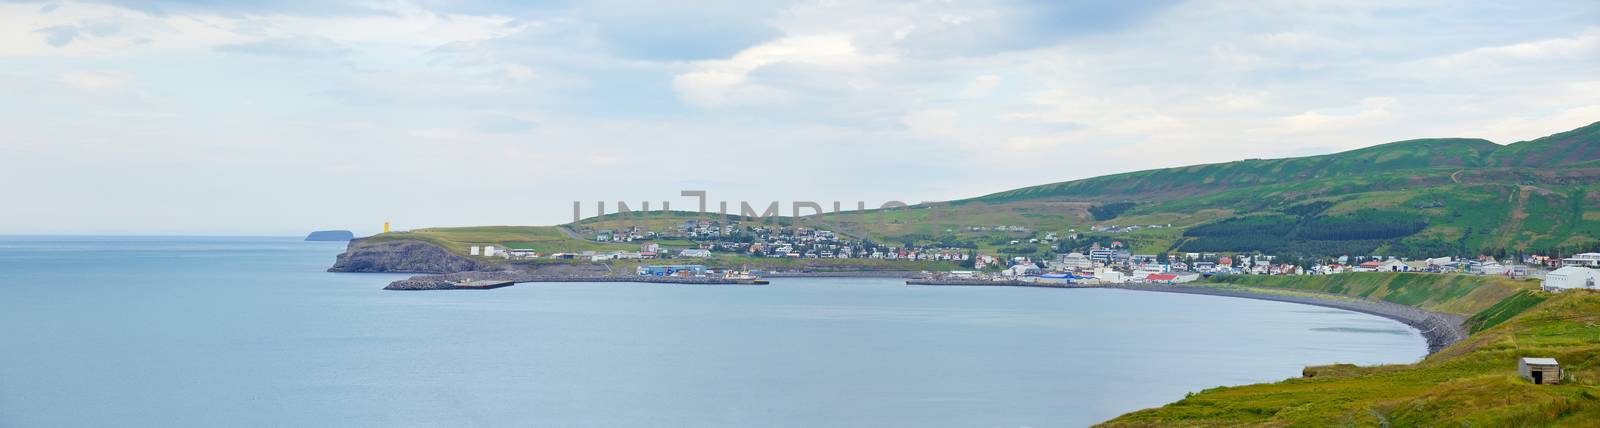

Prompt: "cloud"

[672,34,894,107]
[59,71,132,90]
[31,20,121,47]
[3,0,1600,234]
[33,25,80,46]
[572,0,792,61]
[1428,27,1600,68]
[1282,97,1396,132]
[213,36,351,58]
[476,114,539,133]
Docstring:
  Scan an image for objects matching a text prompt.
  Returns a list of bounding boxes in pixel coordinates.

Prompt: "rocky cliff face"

[328,239,491,274]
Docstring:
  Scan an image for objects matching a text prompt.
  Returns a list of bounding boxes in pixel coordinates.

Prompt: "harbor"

[385,271,767,290]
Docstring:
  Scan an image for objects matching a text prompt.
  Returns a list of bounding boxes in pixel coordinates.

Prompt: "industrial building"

[636,265,706,277]
[1543,266,1600,291]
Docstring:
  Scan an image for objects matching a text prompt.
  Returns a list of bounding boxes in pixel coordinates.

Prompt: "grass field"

[365,226,638,255]
[1100,273,1600,427]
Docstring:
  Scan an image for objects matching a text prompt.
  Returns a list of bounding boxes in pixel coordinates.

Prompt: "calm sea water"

[0,237,1425,427]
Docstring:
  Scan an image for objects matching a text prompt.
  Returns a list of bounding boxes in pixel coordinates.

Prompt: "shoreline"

[912,280,1466,354]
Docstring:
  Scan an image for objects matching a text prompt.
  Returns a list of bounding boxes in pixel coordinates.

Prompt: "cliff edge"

[328,239,491,274]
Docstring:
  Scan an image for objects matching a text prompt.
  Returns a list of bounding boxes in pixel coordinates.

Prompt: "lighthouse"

[383,221,390,234]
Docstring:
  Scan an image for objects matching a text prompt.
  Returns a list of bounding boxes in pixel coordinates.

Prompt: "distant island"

[304,230,355,241]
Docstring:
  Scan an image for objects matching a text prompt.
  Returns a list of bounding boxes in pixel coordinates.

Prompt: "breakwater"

[911,280,1467,354]
[766,270,921,278]
[385,270,760,290]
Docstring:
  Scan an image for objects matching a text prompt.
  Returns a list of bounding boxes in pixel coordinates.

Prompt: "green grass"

[366,226,638,255]
[1099,274,1600,427]
[1201,273,1535,316]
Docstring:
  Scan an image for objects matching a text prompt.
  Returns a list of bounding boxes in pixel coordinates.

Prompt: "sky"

[2,0,1597,235]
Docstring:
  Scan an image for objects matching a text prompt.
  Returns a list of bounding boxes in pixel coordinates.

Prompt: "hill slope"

[368,121,1600,260]
[817,121,1600,258]
[1101,277,1600,427]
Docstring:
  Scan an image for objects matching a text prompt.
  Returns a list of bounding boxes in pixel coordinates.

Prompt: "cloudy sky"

[2,0,1597,235]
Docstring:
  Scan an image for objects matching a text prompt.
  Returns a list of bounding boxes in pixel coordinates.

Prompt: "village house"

[1561,253,1600,267]
[1519,357,1562,385]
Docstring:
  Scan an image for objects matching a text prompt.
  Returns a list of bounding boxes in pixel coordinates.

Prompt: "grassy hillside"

[1102,279,1599,427]
[975,138,1501,203]
[826,121,1600,258]
[383,122,1600,261]
[364,226,638,255]
[1203,273,1536,320]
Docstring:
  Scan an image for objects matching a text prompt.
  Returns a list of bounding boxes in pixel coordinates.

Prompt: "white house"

[1476,261,1507,276]
[1562,253,1600,267]
[1094,269,1124,284]
[680,249,712,258]
[1379,260,1410,272]
[1006,264,1041,277]
[1055,252,1095,270]
[1544,267,1600,291]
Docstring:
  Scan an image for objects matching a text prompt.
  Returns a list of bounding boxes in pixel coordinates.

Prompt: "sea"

[0,236,1426,427]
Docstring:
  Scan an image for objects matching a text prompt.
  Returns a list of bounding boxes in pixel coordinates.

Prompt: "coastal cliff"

[328,239,492,274]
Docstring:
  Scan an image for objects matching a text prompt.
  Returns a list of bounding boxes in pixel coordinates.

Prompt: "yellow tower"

[383,221,391,234]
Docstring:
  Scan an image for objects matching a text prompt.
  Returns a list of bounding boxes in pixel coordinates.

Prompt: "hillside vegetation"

[1102,275,1600,427]
[372,122,1600,261]
[825,121,1600,258]
[1202,273,1535,324]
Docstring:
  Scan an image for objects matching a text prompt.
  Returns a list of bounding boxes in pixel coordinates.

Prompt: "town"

[458,219,1600,292]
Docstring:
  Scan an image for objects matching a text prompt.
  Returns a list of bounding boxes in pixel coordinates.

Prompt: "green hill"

[820,121,1600,258]
[1101,275,1600,427]
[385,121,1600,260]
[973,137,1502,203]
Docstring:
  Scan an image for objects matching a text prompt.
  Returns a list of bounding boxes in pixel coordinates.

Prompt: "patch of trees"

[1297,214,1426,241]
[1089,202,1137,221]
[1178,209,1426,257]
[1183,215,1297,238]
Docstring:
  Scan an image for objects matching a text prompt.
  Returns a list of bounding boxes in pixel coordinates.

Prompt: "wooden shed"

[1518,357,1561,385]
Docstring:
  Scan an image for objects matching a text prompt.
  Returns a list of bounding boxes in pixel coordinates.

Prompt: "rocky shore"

[912,281,1467,354]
